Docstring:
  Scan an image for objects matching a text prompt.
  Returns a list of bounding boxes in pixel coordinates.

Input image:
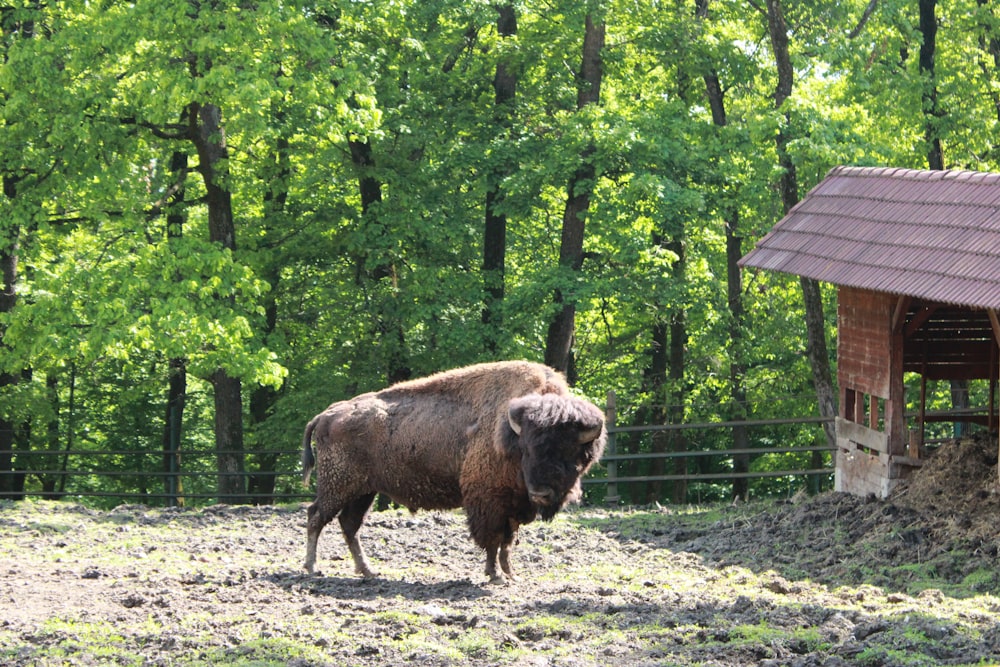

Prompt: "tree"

[482,3,518,355]
[161,149,188,506]
[1,2,61,498]
[186,100,246,503]
[765,0,837,460]
[692,0,757,501]
[545,12,606,381]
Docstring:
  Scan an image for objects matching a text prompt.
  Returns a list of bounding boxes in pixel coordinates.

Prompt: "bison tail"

[301,417,318,487]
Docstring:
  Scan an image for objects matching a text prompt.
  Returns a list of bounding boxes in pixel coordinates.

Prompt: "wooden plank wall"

[835,288,912,497]
[838,287,894,400]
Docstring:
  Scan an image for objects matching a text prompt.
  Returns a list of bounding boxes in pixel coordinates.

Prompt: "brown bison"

[301,360,606,583]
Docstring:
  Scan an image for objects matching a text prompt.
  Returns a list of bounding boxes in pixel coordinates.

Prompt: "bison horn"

[577,425,602,444]
[507,407,522,436]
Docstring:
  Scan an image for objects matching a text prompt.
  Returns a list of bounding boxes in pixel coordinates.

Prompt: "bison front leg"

[483,539,516,584]
[465,497,520,584]
[483,521,520,584]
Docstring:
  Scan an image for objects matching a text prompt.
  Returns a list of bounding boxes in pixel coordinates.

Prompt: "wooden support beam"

[888,326,907,456]
[892,296,912,334]
[904,305,937,338]
[988,309,1000,347]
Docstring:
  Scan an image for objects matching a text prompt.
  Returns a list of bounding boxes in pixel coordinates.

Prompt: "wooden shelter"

[740,166,1000,498]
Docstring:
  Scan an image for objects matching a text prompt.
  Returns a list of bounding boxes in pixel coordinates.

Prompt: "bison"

[301,360,606,583]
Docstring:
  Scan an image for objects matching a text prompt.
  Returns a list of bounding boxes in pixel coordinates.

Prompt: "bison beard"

[301,361,606,583]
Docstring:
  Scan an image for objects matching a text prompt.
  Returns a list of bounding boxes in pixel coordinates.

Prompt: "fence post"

[605,390,619,505]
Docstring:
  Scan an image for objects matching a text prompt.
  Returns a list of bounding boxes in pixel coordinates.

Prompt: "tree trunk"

[641,320,669,504]
[544,14,605,379]
[0,0,32,494]
[247,133,289,504]
[918,0,944,172]
[482,3,518,354]
[162,149,187,507]
[636,230,687,505]
[667,257,688,505]
[211,370,245,503]
[766,0,837,454]
[0,171,24,499]
[699,0,758,499]
[41,374,60,497]
[163,358,186,506]
[190,101,246,504]
[727,215,752,501]
[58,365,75,495]
[917,0,968,434]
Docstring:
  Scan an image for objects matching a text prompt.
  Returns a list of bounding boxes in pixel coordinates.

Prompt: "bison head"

[500,393,606,519]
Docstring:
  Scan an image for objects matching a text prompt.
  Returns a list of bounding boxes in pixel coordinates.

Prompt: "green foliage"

[2,0,999,505]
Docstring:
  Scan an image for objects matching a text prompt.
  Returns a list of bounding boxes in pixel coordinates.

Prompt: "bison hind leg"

[484,543,507,584]
[339,492,378,578]
[499,541,515,580]
[305,501,335,574]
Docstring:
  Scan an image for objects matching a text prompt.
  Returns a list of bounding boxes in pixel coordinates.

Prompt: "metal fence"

[0,403,836,507]
[0,446,313,505]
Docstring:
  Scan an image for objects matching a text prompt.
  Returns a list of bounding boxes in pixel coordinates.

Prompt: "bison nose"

[529,487,556,505]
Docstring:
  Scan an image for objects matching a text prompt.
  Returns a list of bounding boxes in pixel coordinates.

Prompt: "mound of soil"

[634,434,1000,595]
[893,432,1000,533]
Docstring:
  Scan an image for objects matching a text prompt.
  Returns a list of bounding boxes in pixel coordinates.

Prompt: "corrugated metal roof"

[739,166,1000,310]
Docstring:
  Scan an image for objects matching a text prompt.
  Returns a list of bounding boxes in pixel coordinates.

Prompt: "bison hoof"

[486,571,515,585]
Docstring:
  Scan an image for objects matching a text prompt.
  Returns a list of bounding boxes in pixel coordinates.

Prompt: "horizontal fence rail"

[607,415,834,433]
[588,408,837,502]
[0,446,314,505]
[0,401,838,506]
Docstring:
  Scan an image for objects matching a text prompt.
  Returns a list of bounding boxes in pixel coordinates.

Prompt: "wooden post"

[990,310,1000,485]
[605,390,619,505]
[887,329,906,457]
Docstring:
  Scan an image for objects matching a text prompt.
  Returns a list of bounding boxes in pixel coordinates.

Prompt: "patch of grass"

[361,607,507,663]
[453,627,518,662]
[36,617,146,666]
[886,561,947,595]
[180,636,332,666]
[0,640,33,666]
[849,613,991,667]
[514,614,576,642]
[962,568,998,593]
[855,646,940,667]
[728,621,831,654]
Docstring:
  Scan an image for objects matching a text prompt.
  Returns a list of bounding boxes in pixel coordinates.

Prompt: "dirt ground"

[2,435,1000,666]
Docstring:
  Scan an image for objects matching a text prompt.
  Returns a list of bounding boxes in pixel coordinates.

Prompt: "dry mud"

[2,435,1000,666]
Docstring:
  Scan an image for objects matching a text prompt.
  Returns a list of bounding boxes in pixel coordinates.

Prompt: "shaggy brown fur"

[301,361,606,583]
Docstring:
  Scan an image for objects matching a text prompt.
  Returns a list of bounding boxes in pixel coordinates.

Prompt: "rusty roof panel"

[740,166,1000,310]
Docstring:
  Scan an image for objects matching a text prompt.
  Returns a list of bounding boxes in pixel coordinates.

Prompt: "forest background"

[1,0,997,506]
